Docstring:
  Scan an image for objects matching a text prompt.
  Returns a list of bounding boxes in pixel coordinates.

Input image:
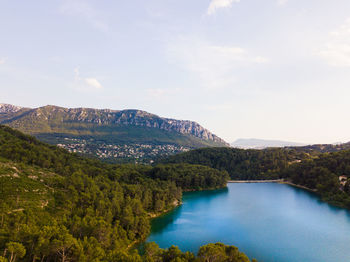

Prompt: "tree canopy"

[0,126,253,262]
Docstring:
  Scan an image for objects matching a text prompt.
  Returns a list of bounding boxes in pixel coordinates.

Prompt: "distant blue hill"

[231,138,306,149]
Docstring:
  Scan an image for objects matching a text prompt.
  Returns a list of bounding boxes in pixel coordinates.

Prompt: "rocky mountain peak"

[0,103,23,113]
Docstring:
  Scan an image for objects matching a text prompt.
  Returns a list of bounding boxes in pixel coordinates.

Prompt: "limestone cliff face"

[0,105,229,146]
[111,110,228,145]
[0,103,23,113]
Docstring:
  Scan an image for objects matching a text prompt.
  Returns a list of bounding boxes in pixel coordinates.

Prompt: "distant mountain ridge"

[231,138,306,149]
[0,103,26,113]
[0,103,23,113]
[0,104,227,144]
[0,103,229,162]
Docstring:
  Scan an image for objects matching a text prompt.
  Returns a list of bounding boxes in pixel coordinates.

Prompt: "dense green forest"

[281,150,350,208]
[0,126,254,262]
[4,124,350,261]
[161,147,350,209]
[160,147,310,180]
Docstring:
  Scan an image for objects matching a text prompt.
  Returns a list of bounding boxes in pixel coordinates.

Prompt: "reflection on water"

[151,187,229,234]
[150,205,183,234]
[143,183,350,262]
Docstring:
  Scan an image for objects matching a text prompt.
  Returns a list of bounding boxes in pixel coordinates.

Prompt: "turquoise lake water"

[145,183,350,262]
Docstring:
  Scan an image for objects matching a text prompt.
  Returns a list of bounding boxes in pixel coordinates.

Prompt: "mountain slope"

[0,104,229,162]
[0,103,25,113]
[159,147,311,180]
[0,103,31,122]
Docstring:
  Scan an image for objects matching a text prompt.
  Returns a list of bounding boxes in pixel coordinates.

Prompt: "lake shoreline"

[138,181,317,253]
[280,181,316,192]
[228,179,284,183]
[144,182,350,262]
[228,179,316,192]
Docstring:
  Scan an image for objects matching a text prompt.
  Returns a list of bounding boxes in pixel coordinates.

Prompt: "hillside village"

[57,137,191,163]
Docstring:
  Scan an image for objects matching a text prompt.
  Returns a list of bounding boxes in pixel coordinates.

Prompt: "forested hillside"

[0,126,254,262]
[281,150,350,208]
[160,147,310,180]
[0,104,229,163]
[161,147,350,209]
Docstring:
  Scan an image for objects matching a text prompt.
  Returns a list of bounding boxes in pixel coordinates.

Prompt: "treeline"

[160,147,350,209]
[141,242,256,262]
[160,147,309,180]
[0,126,250,262]
[281,150,350,208]
[146,164,230,191]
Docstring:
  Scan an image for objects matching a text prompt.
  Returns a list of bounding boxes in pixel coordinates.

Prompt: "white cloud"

[146,88,182,99]
[207,0,240,15]
[73,67,103,89]
[0,58,6,64]
[60,0,109,32]
[85,78,102,89]
[277,0,288,6]
[166,37,268,90]
[318,18,350,67]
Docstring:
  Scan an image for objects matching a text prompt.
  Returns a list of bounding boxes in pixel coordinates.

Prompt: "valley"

[2,122,350,261]
[2,1,348,261]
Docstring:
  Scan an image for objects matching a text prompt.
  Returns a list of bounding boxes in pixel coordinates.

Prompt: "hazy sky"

[1,0,350,144]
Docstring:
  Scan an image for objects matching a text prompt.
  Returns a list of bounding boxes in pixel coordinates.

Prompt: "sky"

[1,0,350,144]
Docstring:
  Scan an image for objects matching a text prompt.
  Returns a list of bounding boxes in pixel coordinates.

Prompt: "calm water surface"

[145,183,350,262]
